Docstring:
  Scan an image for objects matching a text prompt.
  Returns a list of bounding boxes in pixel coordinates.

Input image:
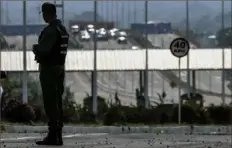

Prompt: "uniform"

[33,3,69,145]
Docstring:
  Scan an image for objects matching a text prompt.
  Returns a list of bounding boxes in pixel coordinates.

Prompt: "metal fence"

[0,1,232,119]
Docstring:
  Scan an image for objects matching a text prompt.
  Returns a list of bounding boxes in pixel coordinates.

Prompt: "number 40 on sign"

[170,37,190,58]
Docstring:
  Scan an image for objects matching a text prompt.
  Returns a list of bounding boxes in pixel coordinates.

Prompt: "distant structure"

[0,24,46,36]
[69,20,114,30]
[131,20,172,35]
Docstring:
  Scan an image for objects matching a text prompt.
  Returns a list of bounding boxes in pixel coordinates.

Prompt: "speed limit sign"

[170,37,190,125]
[170,37,190,58]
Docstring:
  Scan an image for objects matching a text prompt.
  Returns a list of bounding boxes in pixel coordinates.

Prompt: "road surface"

[77,36,181,104]
[5,35,38,50]
[1,133,230,148]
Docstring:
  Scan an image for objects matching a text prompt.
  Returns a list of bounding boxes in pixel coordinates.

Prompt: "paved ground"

[0,133,231,148]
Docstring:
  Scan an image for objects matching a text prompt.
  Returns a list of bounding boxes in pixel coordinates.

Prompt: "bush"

[79,108,97,123]
[104,105,126,125]
[2,73,232,125]
[62,87,80,122]
[197,108,210,124]
[207,105,232,124]
[4,99,35,123]
[154,104,175,124]
[121,106,141,124]
[31,104,46,122]
[1,73,80,123]
[83,95,108,116]
[172,104,199,124]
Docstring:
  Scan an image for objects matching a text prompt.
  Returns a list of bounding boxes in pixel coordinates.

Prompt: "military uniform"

[33,3,69,146]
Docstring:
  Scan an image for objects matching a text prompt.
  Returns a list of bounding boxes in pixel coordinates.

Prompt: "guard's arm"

[36,26,57,55]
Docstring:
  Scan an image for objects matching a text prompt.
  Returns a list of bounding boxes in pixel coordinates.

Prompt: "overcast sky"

[1,1,231,24]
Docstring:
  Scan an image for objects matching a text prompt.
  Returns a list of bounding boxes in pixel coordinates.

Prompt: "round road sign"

[170,37,190,58]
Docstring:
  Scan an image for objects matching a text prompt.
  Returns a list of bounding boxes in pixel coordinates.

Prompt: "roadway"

[77,36,182,105]
[1,133,230,148]
[75,37,141,105]
[4,35,38,50]
[147,33,232,104]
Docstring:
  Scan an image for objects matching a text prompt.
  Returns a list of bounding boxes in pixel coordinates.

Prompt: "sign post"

[170,37,190,125]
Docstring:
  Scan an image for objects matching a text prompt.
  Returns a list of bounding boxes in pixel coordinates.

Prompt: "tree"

[216,27,232,48]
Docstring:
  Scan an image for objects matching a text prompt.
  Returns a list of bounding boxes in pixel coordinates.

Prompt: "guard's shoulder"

[43,25,57,35]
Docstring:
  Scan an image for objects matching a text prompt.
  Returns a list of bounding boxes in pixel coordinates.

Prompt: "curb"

[2,125,232,135]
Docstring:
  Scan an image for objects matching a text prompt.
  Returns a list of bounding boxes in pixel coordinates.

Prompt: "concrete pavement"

[2,125,232,135]
[1,133,231,148]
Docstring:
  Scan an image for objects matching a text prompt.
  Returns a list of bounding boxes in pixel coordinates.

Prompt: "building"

[131,21,172,35]
[0,24,46,36]
[69,20,114,30]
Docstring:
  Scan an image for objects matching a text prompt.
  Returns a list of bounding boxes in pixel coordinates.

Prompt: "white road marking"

[0,133,108,141]
[0,137,37,141]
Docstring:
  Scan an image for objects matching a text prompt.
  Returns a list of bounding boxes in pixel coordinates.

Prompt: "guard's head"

[41,2,57,23]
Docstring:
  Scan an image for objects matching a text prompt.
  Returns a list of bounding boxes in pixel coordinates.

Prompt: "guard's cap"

[40,2,56,14]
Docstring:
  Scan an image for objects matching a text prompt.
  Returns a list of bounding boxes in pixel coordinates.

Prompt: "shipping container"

[156,22,172,34]
[131,22,172,35]
[0,24,45,36]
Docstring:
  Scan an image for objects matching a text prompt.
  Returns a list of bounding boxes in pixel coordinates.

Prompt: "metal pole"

[124,72,126,92]
[121,1,124,28]
[231,0,232,104]
[151,71,154,98]
[108,72,111,90]
[144,0,149,108]
[0,0,2,126]
[128,1,130,28]
[132,72,134,92]
[116,1,119,28]
[178,58,181,124]
[92,0,98,114]
[192,70,196,93]
[61,0,64,23]
[209,73,212,92]
[23,1,28,104]
[133,1,137,23]
[162,75,165,91]
[230,0,232,142]
[139,71,143,92]
[186,0,191,98]
[221,0,225,105]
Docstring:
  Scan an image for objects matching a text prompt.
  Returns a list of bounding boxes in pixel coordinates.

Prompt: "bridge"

[1,48,232,71]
